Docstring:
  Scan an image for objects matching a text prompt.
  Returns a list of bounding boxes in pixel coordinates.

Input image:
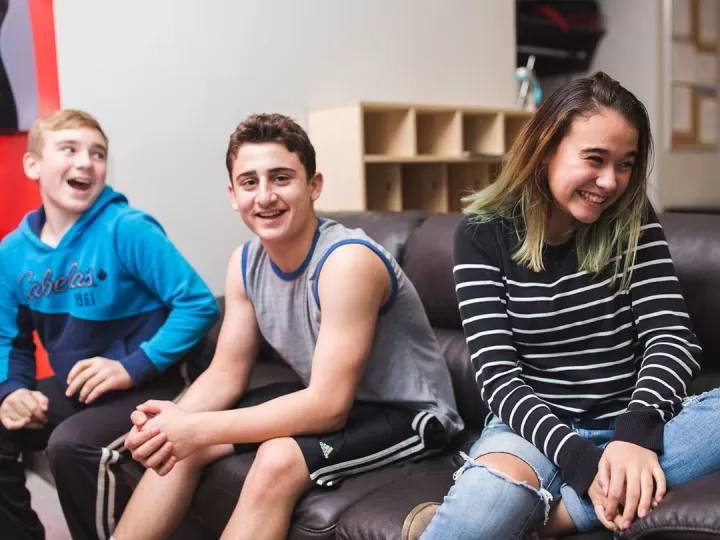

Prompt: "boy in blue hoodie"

[0,109,219,540]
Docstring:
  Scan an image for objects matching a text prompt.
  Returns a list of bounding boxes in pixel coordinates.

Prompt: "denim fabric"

[420,388,720,539]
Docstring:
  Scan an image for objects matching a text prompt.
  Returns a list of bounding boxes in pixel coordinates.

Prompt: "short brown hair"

[225,113,316,182]
[27,109,108,155]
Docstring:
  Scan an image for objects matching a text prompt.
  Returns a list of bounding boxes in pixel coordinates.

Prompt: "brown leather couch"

[120,210,720,540]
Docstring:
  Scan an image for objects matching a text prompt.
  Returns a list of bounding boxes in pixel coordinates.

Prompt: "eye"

[62,146,75,154]
[241,178,257,189]
[273,175,290,183]
[586,156,603,165]
[93,151,106,160]
[618,161,634,170]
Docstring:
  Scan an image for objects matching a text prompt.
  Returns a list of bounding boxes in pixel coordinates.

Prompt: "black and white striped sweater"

[452,205,702,495]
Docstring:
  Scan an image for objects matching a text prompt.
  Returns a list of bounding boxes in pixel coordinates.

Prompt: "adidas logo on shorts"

[319,441,333,459]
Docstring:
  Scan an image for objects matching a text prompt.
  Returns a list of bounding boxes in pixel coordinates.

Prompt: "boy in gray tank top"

[114,114,463,540]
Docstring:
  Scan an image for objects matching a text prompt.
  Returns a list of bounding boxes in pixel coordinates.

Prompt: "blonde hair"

[464,72,652,290]
[27,109,108,155]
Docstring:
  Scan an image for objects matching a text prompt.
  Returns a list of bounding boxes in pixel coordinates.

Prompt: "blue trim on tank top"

[269,220,324,281]
[241,241,250,291]
[313,239,398,315]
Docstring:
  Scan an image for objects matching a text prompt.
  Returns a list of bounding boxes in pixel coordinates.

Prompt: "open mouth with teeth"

[256,210,287,219]
[67,178,92,192]
[578,190,607,205]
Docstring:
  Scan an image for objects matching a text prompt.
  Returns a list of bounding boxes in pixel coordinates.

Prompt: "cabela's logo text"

[19,263,98,300]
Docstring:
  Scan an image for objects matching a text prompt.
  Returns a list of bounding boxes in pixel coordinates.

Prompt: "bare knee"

[474,452,540,490]
[252,438,309,482]
[245,438,310,498]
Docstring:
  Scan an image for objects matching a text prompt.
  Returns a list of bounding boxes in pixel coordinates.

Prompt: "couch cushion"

[335,432,614,540]
[434,328,487,431]
[335,453,466,540]
[402,213,463,329]
[659,212,720,373]
[193,451,439,540]
[318,210,428,264]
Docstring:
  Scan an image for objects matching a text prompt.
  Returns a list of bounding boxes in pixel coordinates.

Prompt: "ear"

[309,172,324,202]
[23,152,41,181]
[228,184,239,211]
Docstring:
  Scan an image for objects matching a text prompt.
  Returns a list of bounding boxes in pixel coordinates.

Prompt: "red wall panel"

[0,0,60,378]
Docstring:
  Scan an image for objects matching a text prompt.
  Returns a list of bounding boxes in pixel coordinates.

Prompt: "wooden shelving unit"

[308,103,534,213]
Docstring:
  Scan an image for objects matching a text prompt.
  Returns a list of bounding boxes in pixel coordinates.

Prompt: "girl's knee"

[451,455,553,526]
[424,463,551,540]
[474,452,541,490]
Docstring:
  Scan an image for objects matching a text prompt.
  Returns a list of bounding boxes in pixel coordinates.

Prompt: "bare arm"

[189,243,390,446]
[177,245,261,412]
[125,245,261,468]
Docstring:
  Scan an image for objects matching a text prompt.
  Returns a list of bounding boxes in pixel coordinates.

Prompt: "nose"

[596,166,617,192]
[74,150,92,169]
[255,179,277,206]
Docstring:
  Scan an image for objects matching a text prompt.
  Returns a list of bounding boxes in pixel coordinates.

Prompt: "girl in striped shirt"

[414,72,720,539]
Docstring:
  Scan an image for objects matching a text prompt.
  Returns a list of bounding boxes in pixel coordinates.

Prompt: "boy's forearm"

[176,367,249,413]
[192,388,345,447]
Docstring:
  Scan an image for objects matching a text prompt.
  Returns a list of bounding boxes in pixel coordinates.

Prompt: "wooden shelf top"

[365,154,503,164]
[310,101,535,117]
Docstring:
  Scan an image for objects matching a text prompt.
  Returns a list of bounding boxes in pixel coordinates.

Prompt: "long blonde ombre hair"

[464,72,653,290]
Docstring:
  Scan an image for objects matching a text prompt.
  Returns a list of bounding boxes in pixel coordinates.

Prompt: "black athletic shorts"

[232,382,448,486]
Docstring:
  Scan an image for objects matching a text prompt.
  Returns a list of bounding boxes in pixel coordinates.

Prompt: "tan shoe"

[402,502,440,540]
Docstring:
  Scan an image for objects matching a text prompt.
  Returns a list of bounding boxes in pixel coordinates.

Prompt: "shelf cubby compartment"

[363,108,416,157]
[462,112,504,157]
[505,112,531,154]
[416,110,462,156]
[448,163,492,212]
[365,164,403,211]
[308,102,533,212]
[401,164,448,213]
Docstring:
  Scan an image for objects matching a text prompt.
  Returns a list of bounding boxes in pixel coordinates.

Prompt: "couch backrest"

[325,210,720,428]
[323,211,487,427]
[657,212,720,370]
[318,211,428,263]
[401,212,720,366]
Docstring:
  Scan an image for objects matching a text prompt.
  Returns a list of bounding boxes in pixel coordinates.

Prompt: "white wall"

[589,0,720,210]
[590,0,663,207]
[657,0,720,209]
[540,0,720,211]
[53,0,517,293]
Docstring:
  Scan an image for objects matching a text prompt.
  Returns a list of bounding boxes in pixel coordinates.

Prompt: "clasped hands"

[587,441,666,532]
[0,357,132,430]
[124,400,201,476]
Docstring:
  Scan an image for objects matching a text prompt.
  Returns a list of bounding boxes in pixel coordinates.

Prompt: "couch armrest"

[621,470,720,539]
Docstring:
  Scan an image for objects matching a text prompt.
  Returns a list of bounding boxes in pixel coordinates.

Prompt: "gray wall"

[53,0,517,293]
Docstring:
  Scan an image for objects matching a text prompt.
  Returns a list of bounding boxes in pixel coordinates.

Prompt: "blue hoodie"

[0,187,219,403]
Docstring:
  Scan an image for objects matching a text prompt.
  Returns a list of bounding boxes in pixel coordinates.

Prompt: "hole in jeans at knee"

[454,451,554,524]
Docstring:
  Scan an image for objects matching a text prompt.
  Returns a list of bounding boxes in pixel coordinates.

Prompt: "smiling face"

[546,108,639,241]
[23,127,108,218]
[228,142,323,243]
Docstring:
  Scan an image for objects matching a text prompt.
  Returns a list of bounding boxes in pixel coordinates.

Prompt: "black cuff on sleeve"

[560,438,605,496]
[612,410,665,454]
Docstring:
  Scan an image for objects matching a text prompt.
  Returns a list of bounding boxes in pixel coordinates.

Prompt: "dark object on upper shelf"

[0,0,19,132]
[516,1,605,77]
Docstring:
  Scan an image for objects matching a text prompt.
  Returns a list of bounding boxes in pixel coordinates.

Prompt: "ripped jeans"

[420,388,720,540]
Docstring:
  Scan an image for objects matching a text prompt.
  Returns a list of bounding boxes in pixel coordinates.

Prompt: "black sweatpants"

[0,365,186,540]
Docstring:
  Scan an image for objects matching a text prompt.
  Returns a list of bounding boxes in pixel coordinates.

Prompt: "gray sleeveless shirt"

[241,219,463,437]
